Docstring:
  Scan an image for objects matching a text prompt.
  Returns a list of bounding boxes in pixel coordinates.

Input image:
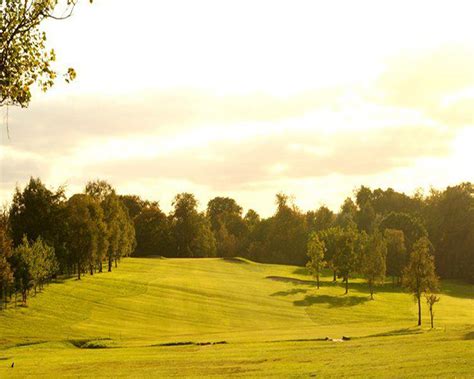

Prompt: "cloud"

[80,124,455,191]
[2,88,344,155]
[376,44,474,126]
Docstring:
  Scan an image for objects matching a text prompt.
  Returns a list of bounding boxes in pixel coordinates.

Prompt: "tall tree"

[134,206,171,257]
[9,178,67,270]
[306,206,335,233]
[306,232,326,289]
[207,197,245,257]
[384,229,407,285]
[423,183,474,282]
[361,233,387,300]
[379,212,427,252]
[333,226,359,294]
[64,194,103,279]
[0,222,14,309]
[265,193,308,265]
[170,193,216,258]
[402,237,439,326]
[318,227,343,281]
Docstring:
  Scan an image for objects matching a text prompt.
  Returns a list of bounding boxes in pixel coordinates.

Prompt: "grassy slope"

[0,257,472,377]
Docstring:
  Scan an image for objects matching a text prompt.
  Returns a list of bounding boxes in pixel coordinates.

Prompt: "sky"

[1,0,474,216]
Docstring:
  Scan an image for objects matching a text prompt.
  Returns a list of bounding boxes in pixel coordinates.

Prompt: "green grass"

[0,257,473,377]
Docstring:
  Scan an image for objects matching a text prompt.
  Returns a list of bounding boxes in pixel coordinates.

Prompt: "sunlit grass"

[0,257,472,377]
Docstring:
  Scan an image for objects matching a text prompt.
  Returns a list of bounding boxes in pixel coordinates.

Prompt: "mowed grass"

[0,257,473,377]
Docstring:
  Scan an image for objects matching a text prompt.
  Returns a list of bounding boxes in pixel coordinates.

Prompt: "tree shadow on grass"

[271,288,309,297]
[363,328,423,338]
[294,294,369,308]
[464,331,474,340]
[293,267,309,276]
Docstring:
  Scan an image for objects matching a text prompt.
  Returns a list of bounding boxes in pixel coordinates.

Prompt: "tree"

[9,178,67,271]
[170,193,216,258]
[361,233,387,300]
[384,229,407,286]
[64,194,103,279]
[1,0,91,108]
[264,193,308,265]
[114,203,136,266]
[423,183,474,282]
[23,237,58,294]
[0,222,14,309]
[306,206,335,233]
[319,227,343,281]
[134,206,171,257]
[425,293,440,329]
[379,212,427,253]
[207,197,245,257]
[306,232,326,289]
[336,197,357,229]
[402,237,439,326]
[333,226,359,294]
[10,243,32,305]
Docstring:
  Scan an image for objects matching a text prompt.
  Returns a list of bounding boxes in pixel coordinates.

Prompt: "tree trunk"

[78,261,81,280]
[99,261,103,273]
[417,295,421,326]
[114,258,117,268]
[317,274,320,289]
[108,255,112,272]
[430,306,434,329]
[90,265,93,275]
[333,271,336,282]
[345,277,348,294]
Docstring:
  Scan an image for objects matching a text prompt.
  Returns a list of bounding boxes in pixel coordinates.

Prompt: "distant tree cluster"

[0,178,135,307]
[1,178,472,326]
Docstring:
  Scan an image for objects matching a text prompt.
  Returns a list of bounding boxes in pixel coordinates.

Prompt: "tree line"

[0,179,135,308]
[1,178,472,323]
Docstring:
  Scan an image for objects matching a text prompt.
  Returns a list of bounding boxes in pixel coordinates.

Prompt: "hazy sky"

[1,0,474,216]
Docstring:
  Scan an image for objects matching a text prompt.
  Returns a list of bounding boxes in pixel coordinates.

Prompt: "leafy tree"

[119,195,158,220]
[333,226,359,294]
[306,206,335,233]
[403,237,439,326]
[114,203,136,266]
[355,186,376,233]
[336,197,357,229]
[24,237,58,294]
[306,233,326,289]
[265,193,308,265]
[134,206,171,257]
[0,223,14,309]
[379,212,427,252]
[423,183,474,282]
[319,226,343,281]
[170,193,216,257]
[384,229,407,285]
[192,215,217,258]
[9,178,67,270]
[10,244,32,305]
[244,209,260,232]
[64,194,103,279]
[207,197,245,257]
[361,233,387,300]
[85,180,115,202]
[1,0,91,108]
[101,194,122,272]
[425,293,440,329]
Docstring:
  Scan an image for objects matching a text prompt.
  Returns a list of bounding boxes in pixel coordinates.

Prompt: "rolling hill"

[0,257,473,377]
